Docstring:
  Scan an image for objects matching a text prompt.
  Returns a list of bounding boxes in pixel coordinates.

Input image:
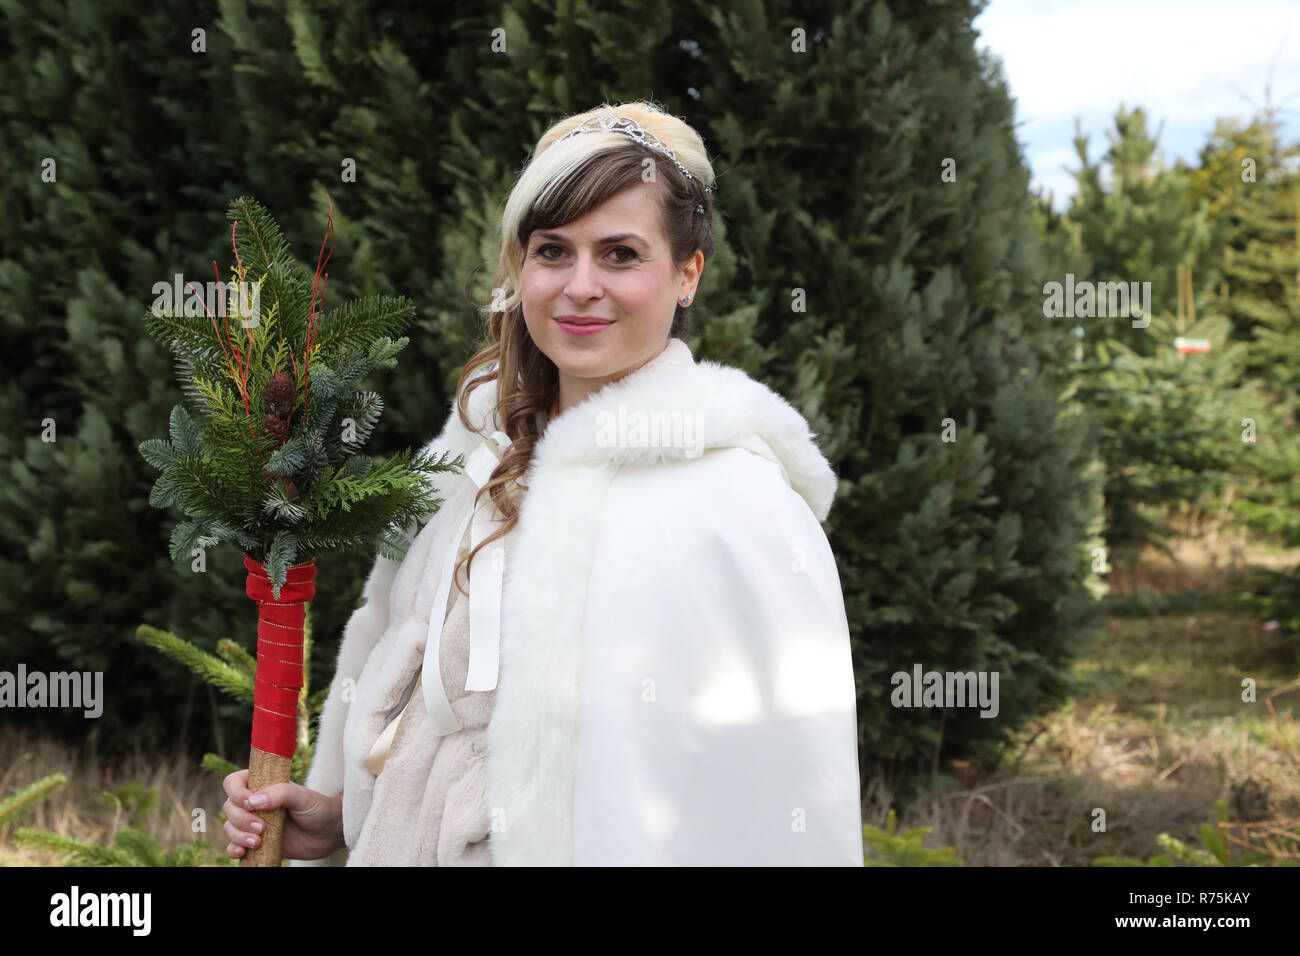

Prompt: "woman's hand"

[221,769,344,862]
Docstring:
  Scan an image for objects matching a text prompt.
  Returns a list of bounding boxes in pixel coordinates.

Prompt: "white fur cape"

[293,337,863,866]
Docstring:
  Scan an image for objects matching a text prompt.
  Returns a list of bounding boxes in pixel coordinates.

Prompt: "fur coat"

[292,336,863,866]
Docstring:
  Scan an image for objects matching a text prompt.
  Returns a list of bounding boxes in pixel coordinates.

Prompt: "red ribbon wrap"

[243,554,317,759]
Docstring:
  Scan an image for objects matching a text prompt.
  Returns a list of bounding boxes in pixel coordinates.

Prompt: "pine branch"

[311,296,416,354]
[0,773,67,827]
[227,196,309,347]
[14,828,126,866]
[216,638,257,675]
[135,624,254,703]
[114,828,166,866]
[202,753,241,778]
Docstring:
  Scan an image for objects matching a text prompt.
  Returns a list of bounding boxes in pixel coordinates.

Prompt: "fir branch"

[227,197,302,344]
[142,303,226,354]
[262,485,308,524]
[138,438,177,472]
[170,451,255,526]
[201,753,241,779]
[265,435,309,477]
[0,773,67,828]
[311,295,416,354]
[114,828,166,866]
[165,838,214,867]
[169,404,202,456]
[216,638,257,676]
[169,520,206,564]
[148,471,181,511]
[341,392,383,451]
[265,531,300,597]
[135,624,254,703]
[14,828,125,866]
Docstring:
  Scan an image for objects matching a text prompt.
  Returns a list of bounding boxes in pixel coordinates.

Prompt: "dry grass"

[866,525,1300,866]
[0,725,230,866]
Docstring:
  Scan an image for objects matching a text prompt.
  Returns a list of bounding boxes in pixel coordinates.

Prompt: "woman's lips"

[554,316,614,336]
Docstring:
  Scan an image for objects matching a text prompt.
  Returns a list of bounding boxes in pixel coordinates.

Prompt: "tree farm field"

[876,520,1300,866]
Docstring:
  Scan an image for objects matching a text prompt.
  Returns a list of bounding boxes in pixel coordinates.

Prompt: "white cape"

[294,337,862,865]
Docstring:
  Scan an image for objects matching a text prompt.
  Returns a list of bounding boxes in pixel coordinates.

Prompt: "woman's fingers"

[224,816,261,847]
[223,769,251,803]
[223,769,269,860]
[222,797,265,835]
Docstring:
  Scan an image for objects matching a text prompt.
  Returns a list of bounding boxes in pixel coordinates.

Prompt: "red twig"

[304,195,335,419]
[186,277,242,402]
[213,258,254,417]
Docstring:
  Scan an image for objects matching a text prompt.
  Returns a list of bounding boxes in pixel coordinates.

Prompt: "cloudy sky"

[972,0,1300,210]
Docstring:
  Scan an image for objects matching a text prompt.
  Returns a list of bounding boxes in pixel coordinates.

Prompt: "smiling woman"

[295,100,863,866]
[520,182,702,412]
[446,101,718,590]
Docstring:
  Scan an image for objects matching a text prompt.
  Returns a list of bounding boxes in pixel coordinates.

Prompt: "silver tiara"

[557,113,715,197]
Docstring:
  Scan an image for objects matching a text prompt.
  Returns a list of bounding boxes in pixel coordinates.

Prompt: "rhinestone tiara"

[556,113,715,194]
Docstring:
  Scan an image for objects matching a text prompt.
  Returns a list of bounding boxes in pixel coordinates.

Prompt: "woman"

[223,99,862,866]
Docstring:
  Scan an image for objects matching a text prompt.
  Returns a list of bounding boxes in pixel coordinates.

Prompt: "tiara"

[557,113,715,196]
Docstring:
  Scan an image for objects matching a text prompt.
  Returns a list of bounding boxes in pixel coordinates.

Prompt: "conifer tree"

[1,0,1112,805]
[1055,107,1267,559]
[1187,113,1300,584]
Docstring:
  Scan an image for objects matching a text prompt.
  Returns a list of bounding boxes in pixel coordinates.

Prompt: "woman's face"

[521,181,702,414]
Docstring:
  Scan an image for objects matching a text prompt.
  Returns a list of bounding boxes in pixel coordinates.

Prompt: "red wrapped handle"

[242,554,317,758]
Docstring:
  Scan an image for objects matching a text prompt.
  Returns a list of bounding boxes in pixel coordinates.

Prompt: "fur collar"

[432,336,837,521]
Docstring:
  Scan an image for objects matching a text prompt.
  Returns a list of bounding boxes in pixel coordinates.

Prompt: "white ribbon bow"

[421,429,512,735]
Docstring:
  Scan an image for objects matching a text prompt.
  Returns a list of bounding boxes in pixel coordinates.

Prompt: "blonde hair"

[450,99,717,597]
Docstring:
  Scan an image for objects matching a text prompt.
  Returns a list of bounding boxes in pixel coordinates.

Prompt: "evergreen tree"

[1186,112,1300,623]
[1049,106,1265,559]
[1063,106,1216,354]
[1189,112,1300,396]
[1,0,1108,808]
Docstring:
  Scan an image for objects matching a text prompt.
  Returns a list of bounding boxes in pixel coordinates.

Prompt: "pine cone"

[262,412,290,446]
[265,371,294,418]
[261,466,301,504]
[280,477,302,505]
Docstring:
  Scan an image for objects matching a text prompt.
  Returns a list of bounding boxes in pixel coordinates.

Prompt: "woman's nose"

[563,254,604,300]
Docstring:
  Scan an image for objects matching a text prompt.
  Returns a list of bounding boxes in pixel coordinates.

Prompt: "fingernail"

[250,821,264,833]
[246,835,257,846]
[248,794,268,808]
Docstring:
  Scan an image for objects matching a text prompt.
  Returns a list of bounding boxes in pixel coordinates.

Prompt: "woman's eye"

[535,244,637,263]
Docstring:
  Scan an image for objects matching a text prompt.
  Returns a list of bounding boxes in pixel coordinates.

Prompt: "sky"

[972,0,1300,210]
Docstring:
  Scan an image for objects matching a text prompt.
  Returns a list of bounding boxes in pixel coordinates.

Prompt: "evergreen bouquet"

[138,195,459,865]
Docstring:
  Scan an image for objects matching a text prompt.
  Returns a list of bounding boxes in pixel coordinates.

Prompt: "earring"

[680,295,692,305]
